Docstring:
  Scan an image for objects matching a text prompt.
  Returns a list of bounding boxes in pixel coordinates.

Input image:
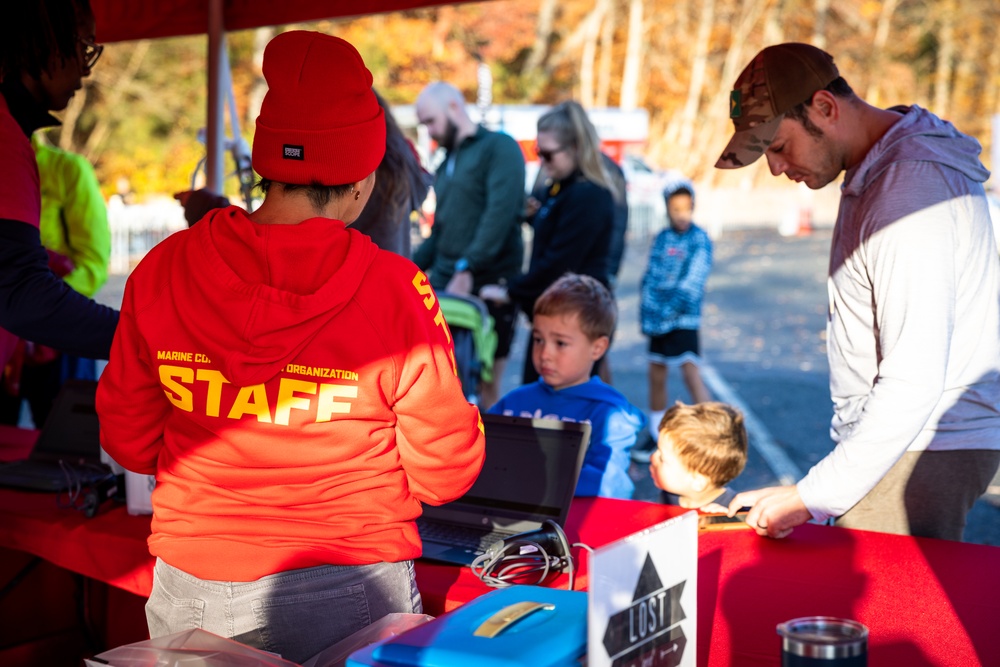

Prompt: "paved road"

[97,225,998,545]
[498,226,1000,546]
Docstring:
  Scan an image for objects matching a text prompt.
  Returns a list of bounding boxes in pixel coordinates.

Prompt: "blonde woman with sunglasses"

[481,100,623,384]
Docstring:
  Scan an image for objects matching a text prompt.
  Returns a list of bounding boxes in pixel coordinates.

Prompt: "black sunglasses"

[536,146,567,162]
[78,37,104,69]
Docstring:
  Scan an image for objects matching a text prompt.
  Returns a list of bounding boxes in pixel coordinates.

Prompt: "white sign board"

[588,511,698,667]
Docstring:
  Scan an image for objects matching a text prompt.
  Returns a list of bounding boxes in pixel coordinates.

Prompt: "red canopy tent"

[91,0,468,42]
[89,0,472,192]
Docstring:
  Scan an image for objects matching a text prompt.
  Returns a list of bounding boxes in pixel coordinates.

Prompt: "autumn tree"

[58,0,999,198]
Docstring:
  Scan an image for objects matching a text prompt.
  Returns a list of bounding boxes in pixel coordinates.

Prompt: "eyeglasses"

[536,145,567,162]
[78,37,104,69]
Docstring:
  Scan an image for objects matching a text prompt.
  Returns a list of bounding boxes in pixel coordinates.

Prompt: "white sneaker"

[630,430,656,464]
[648,409,665,440]
[630,445,654,464]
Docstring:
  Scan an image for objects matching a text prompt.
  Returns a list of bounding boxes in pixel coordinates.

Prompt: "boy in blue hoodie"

[490,273,645,498]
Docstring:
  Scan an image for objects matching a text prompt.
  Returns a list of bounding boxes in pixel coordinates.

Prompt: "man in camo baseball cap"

[715,43,839,169]
[716,40,1000,547]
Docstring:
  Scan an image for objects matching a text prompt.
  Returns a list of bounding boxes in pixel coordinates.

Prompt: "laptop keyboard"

[0,461,67,479]
[0,460,112,490]
[417,519,511,552]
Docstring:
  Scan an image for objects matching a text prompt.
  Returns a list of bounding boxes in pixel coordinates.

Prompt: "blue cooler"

[347,586,587,667]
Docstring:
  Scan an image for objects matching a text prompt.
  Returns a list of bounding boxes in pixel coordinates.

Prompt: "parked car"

[620,154,671,200]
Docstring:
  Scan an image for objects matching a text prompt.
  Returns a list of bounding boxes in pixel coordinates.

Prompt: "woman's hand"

[445,271,473,296]
[524,197,541,218]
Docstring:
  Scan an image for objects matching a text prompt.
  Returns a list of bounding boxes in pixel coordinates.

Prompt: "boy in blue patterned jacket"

[634,180,713,463]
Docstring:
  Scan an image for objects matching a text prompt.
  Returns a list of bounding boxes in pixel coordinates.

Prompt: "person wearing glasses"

[0,0,117,376]
[413,81,525,409]
[481,101,623,384]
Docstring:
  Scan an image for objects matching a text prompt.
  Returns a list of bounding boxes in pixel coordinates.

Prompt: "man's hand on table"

[728,485,812,539]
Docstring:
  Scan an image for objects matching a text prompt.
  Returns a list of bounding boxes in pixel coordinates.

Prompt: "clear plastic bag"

[301,613,435,667]
[84,628,300,667]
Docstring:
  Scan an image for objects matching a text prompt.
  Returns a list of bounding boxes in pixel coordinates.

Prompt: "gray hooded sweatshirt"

[798,105,1000,521]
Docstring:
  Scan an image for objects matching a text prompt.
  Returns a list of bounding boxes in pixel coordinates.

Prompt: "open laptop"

[0,379,114,493]
[417,413,591,566]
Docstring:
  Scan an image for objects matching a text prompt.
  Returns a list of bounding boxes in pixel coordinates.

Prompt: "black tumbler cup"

[777,616,868,667]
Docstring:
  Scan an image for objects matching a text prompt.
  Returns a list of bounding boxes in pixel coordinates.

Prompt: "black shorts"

[648,329,701,366]
[486,300,518,360]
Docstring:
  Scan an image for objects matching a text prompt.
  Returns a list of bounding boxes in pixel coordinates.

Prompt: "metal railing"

[107,198,187,274]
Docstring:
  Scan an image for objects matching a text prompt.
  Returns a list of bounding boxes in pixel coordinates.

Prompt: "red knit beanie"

[252,31,386,186]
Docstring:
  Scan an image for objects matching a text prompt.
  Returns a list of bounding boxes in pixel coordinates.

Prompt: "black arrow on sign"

[610,625,687,667]
[602,553,687,662]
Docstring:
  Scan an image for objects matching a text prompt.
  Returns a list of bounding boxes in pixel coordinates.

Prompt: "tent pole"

[205,0,225,192]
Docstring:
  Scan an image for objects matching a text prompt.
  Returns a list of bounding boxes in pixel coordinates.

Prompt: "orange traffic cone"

[796,206,813,236]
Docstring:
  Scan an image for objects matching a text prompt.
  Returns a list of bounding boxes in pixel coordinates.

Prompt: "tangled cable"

[470,520,593,591]
[56,460,117,517]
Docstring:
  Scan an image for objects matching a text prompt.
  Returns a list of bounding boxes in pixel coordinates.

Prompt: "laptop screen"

[30,379,103,462]
[423,414,591,526]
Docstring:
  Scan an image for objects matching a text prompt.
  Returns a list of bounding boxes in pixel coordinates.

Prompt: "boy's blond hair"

[534,273,616,341]
[658,401,748,487]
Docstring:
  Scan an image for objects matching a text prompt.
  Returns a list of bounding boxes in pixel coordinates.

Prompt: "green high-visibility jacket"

[32,135,109,298]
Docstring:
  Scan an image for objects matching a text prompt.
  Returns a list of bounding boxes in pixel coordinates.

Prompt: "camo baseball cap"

[715,43,839,169]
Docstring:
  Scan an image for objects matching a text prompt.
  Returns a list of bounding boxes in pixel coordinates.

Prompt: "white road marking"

[700,362,803,486]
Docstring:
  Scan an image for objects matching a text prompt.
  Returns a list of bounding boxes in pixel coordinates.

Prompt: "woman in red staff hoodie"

[96,31,485,664]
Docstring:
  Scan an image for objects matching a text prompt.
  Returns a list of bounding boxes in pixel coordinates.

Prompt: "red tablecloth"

[0,426,155,598]
[696,521,1000,665]
[2,424,999,666]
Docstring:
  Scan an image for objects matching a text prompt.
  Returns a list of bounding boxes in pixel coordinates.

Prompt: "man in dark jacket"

[413,81,526,408]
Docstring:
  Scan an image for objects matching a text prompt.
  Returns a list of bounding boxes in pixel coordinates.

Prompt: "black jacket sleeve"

[602,155,628,281]
[508,181,613,311]
[0,219,118,359]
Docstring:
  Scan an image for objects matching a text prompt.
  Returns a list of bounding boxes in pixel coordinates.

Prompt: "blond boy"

[649,401,748,509]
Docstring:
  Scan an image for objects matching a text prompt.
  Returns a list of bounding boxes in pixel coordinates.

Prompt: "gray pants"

[834,449,1000,541]
[146,558,422,665]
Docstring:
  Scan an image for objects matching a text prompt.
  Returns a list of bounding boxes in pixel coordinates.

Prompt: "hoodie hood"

[180,206,378,386]
[843,105,990,198]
